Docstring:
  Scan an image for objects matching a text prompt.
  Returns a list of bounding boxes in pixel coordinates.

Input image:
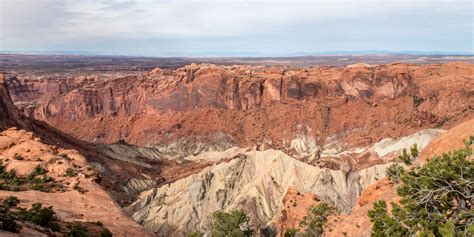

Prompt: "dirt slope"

[0,75,153,236]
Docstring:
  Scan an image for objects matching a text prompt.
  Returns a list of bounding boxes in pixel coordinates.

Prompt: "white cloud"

[0,0,472,54]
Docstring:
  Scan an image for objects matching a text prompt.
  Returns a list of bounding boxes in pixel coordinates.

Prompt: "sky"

[0,0,473,56]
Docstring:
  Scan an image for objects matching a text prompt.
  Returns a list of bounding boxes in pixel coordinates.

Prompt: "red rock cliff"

[16,63,474,154]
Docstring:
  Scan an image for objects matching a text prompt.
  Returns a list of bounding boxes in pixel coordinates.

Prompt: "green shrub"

[385,163,405,183]
[187,231,204,237]
[65,168,77,177]
[13,154,24,160]
[32,166,47,176]
[284,227,299,237]
[66,223,89,237]
[412,95,425,108]
[398,144,419,165]
[73,184,86,194]
[261,225,277,237]
[209,209,254,237]
[0,196,21,232]
[369,139,474,236]
[101,228,113,237]
[299,202,336,237]
[94,221,104,226]
[28,203,57,228]
[368,201,409,236]
[0,163,57,192]
[3,196,19,209]
[0,210,20,232]
[60,154,71,161]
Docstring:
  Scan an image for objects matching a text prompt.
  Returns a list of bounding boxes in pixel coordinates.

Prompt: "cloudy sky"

[0,0,472,56]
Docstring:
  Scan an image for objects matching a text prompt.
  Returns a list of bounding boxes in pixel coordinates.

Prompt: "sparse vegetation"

[60,154,72,161]
[0,162,60,192]
[94,221,104,226]
[73,183,87,194]
[23,203,59,230]
[100,228,113,237]
[65,168,77,177]
[412,95,425,108]
[209,209,254,237]
[0,196,113,235]
[299,202,337,237]
[31,165,47,176]
[66,222,89,237]
[0,197,61,233]
[0,196,21,232]
[13,154,24,160]
[261,225,277,237]
[284,227,299,237]
[369,138,474,236]
[385,163,405,183]
[398,144,418,165]
[188,231,204,237]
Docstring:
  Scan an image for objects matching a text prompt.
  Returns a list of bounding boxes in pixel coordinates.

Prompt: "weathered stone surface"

[14,63,472,163]
[125,149,392,236]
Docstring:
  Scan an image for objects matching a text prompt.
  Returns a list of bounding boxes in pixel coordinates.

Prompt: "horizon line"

[1,50,473,58]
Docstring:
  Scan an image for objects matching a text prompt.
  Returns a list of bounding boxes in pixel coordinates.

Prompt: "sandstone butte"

[0,62,473,236]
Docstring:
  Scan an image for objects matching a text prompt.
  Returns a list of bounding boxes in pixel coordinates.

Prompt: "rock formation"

[0,128,151,236]
[125,149,390,235]
[324,118,474,237]
[123,128,444,236]
[15,62,472,159]
[0,75,153,236]
[2,62,473,236]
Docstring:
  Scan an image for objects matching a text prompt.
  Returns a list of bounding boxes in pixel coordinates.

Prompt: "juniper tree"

[209,210,254,237]
[299,202,337,237]
[369,139,474,236]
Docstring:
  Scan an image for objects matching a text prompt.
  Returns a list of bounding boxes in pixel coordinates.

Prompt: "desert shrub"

[369,139,474,236]
[32,166,47,176]
[398,144,419,165]
[3,196,19,209]
[0,196,21,232]
[368,201,409,236]
[188,231,204,237]
[261,225,277,237]
[209,209,254,237]
[100,228,113,237]
[73,184,87,194]
[60,154,72,161]
[94,221,104,226]
[299,202,336,237]
[0,162,57,192]
[65,168,77,177]
[16,202,60,231]
[27,203,57,228]
[0,197,97,234]
[412,95,425,108]
[66,223,89,237]
[13,154,24,160]
[284,227,299,237]
[0,209,20,232]
[385,163,405,183]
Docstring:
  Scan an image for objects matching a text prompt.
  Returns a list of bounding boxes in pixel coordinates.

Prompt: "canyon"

[0,59,473,236]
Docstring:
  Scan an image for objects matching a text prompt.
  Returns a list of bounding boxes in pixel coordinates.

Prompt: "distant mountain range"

[1,50,473,57]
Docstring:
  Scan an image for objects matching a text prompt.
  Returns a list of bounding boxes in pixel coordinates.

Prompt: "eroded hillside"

[0,75,153,236]
[2,62,473,236]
